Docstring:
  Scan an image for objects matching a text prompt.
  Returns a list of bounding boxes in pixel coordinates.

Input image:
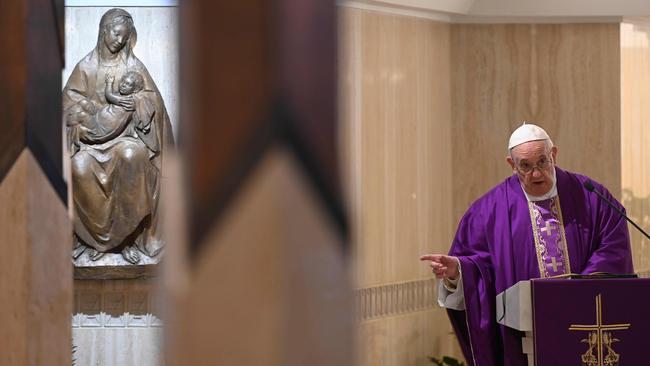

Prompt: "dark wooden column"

[0,0,72,365]
[169,0,352,364]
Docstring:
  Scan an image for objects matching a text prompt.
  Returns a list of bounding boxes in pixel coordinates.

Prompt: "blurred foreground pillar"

[168,1,352,364]
[0,0,72,365]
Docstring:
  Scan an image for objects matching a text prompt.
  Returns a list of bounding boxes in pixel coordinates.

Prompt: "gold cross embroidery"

[540,220,557,236]
[548,257,563,272]
[568,294,631,366]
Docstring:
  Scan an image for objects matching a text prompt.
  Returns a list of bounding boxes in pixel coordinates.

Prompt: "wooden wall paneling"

[451,23,622,222]
[621,19,650,273]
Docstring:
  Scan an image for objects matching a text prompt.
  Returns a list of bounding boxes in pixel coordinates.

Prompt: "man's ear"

[551,146,558,163]
[506,155,516,171]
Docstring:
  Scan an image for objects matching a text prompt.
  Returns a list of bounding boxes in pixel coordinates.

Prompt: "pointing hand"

[419,254,460,280]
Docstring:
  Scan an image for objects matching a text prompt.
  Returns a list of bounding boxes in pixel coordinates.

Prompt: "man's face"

[104,23,129,54]
[506,140,558,196]
[119,75,137,95]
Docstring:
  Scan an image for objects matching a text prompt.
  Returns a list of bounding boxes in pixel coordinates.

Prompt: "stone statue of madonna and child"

[64,8,174,266]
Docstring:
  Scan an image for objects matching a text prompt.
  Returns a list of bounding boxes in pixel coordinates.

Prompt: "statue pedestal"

[74,251,161,280]
[73,276,163,366]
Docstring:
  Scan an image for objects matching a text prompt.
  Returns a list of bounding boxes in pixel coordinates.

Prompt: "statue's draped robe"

[64,47,173,256]
[448,167,633,366]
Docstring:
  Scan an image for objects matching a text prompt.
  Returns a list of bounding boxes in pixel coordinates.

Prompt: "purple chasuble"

[447,167,633,366]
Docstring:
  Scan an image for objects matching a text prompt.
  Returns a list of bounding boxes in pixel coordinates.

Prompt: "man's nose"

[531,168,542,178]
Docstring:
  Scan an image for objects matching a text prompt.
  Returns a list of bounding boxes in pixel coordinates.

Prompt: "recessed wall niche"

[63,3,177,365]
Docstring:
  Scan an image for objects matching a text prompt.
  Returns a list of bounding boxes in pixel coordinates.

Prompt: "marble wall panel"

[339,7,460,365]
[356,308,459,366]
[621,19,650,273]
[451,23,621,222]
[339,7,453,289]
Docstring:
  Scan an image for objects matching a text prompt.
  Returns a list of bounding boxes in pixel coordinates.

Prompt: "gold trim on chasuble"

[527,195,572,278]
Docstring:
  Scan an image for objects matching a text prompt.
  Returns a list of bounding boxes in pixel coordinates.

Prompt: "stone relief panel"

[63,7,177,274]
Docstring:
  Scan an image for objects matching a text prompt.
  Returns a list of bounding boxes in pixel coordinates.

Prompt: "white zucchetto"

[508,122,551,150]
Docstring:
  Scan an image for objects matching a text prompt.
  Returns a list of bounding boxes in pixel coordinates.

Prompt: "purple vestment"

[447,167,633,366]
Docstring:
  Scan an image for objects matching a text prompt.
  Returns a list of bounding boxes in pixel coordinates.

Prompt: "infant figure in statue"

[66,71,154,145]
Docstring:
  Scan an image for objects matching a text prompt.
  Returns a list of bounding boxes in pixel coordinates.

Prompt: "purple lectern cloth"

[447,167,633,366]
[533,278,650,366]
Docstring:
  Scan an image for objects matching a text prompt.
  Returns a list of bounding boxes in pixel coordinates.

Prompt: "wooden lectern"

[497,277,650,366]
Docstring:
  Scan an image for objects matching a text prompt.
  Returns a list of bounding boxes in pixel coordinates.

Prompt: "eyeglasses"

[515,157,553,175]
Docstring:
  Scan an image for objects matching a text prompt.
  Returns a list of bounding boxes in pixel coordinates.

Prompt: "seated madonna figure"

[63,8,174,264]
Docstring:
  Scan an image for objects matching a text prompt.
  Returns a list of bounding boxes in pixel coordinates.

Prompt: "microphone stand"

[584,181,650,241]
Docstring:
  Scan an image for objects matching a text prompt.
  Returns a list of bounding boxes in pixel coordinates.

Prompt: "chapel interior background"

[1,1,650,365]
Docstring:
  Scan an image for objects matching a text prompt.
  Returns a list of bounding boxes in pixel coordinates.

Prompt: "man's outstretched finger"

[420,254,443,262]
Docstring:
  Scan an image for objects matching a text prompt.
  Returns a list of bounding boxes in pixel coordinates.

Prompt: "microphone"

[584,180,650,241]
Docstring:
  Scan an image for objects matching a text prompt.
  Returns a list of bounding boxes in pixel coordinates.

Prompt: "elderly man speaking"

[420,123,633,366]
